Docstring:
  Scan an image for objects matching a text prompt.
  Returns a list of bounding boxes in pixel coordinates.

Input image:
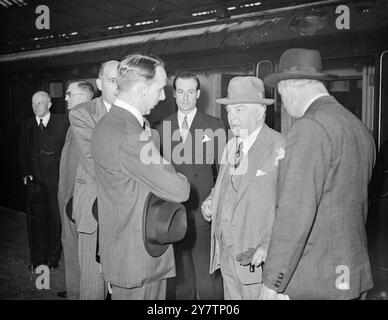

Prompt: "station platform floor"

[0,204,387,300]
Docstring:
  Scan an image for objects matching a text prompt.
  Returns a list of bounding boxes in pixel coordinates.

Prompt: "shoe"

[57,291,67,298]
[48,261,59,270]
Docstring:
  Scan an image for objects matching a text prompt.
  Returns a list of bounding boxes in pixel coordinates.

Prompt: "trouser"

[167,223,224,300]
[78,231,106,300]
[219,237,262,300]
[111,279,167,300]
[27,184,62,265]
[60,205,80,300]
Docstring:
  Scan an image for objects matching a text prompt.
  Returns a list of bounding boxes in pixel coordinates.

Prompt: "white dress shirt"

[303,93,329,115]
[114,99,144,127]
[238,123,263,157]
[35,112,51,127]
[104,101,112,112]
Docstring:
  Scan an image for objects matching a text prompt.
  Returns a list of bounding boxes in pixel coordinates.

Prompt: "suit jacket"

[58,127,78,218]
[206,124,285,284]
[156,110,226,227]
[262,95,376,299]
[19,113,68,186]
[91,105,190,289]
[69,97,107,234]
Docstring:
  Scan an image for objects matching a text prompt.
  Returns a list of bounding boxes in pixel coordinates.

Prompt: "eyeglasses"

[65,92,86,98]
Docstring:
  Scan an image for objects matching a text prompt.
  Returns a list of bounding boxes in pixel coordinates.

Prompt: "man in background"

[156,71,225,300]
[57,80,94,299]
[69,61,119,299]
[19,91,67,270]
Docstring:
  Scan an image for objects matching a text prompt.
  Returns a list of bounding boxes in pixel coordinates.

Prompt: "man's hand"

[201,197,212,221]
[251,247,267,267]
[23,175,33,185]
[258,284,278,300]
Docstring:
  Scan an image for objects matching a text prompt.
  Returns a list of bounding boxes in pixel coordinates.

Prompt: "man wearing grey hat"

[201,76,285,299]
[259,48,376,300]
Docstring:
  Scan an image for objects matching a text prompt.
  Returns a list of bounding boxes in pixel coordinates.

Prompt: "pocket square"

[256,170,267,176]
[202,134,211,143]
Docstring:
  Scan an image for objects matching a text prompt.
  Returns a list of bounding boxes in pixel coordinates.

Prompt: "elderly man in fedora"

[259,48,376,300]
[201,76,285,299]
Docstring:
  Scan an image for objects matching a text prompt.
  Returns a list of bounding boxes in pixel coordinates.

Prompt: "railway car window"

[379,51,388,150]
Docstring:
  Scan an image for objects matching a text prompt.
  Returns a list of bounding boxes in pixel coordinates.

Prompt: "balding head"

[32,91,51,118]
[96,60,119,105]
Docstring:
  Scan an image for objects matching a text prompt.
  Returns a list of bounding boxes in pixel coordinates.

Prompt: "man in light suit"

[91,53,190,300]
[156,71,225,300]
[58,80,94,299]
[259,48,376,300]
[69,61,119,299]
[201,76,285,299]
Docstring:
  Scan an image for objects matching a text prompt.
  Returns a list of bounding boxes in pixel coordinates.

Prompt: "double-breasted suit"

[156,110,225,299]
[68,96,108,299]
[91,105,190,299]
[262,95,376,299]
[206,124,285,299]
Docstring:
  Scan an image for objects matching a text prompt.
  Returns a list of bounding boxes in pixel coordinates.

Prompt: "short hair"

[173,71,200,91]
[76,80,94,99]
[278,79,327,93]
[98,60,119,79]
[33,91,51,102]
[117,53,164,92]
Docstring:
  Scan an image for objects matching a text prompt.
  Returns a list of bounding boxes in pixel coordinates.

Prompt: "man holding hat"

[260,48,376,299]
[91,53,190,300]
[201,76,285,299]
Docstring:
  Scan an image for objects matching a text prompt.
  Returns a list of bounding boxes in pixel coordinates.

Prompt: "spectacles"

[65,92,86,98]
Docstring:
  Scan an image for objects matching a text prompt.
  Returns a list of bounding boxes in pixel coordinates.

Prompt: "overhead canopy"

[0,0,387,71]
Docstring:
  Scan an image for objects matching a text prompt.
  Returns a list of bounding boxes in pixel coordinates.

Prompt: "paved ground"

[0,207,66,300]
[0,204,387,300]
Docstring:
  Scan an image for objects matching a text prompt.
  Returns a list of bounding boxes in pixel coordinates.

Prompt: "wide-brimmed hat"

[216,76,274,105]
[264,48,338,88]
[142,193,187,258]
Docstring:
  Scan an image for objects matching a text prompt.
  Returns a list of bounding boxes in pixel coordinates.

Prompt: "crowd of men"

[19,48,376,300]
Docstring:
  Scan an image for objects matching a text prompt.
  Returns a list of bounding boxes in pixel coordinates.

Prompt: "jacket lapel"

[94,97,107,122]
[233,124,272,210]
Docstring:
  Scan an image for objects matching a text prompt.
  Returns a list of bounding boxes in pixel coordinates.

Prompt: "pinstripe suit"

[69,97,107,300]
[58,127,80,299]
[91,105,190,299]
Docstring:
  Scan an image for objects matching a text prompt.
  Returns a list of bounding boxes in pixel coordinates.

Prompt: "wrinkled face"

[174,78,200,113]
[32,93,51,118]
[142,66,167,115]
[97,62,119,105]
[226,103,265,138]
[65,83,90,109]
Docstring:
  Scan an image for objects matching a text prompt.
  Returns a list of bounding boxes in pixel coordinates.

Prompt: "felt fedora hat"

[142,193,187,258]
[216,76,274,105]
[264,48,338,88]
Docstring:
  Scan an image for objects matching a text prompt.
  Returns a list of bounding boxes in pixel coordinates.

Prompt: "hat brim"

[142,193,169,258]
[264,72,338,88]
[215,98,274,105]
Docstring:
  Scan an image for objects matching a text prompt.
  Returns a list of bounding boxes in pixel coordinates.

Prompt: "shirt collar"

[303,93,329,115]
[178,108,197,130]
[36,111,51,127]
[238,123,263,156]
[103,100,112,112]
[114,98,144,127]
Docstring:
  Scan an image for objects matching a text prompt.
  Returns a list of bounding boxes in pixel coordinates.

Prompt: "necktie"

[39,119,44,132]
[234,141,244,169]
[181,115,189,141]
